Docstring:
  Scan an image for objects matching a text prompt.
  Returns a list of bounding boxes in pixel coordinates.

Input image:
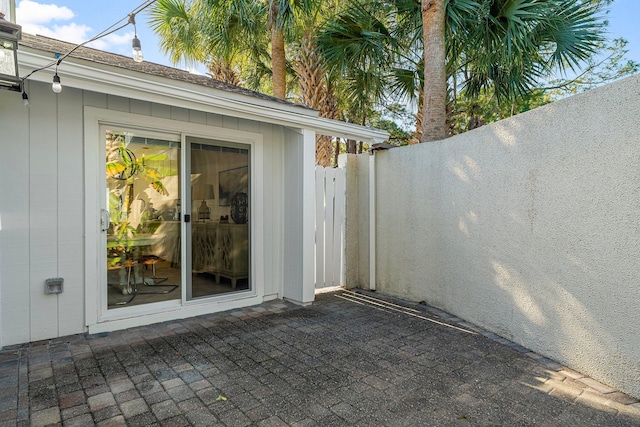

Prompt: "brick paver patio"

[1,289,639,426]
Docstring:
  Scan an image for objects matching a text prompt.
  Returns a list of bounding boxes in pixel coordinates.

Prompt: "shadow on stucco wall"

[348,73,640,399]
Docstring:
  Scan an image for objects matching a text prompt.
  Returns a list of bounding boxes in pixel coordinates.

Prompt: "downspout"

[368,143,393,291]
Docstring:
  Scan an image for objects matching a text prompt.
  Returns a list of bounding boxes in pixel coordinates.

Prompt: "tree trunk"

[346,139,357,154]
[272,27,287,99]
[314,135,333,167]
[420,0,447,142]
[292,31,338,166]
[207,58,240,86]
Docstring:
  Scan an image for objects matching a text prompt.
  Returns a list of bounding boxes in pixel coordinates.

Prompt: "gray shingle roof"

[19,33,312,111]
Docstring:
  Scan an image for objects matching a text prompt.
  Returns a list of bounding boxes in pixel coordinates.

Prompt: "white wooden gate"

[315,166,346,288]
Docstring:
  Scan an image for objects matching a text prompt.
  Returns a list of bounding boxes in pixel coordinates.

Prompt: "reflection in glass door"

[188,139,250,300]
[105,129,182,309]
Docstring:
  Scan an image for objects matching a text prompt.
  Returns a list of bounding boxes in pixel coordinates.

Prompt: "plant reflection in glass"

[106,131,176,267]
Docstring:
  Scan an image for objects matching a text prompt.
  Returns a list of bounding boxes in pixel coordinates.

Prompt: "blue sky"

[16,0,171,66]
[14,0,640,73]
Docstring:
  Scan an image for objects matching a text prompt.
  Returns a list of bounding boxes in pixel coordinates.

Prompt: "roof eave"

[18,48,389,144]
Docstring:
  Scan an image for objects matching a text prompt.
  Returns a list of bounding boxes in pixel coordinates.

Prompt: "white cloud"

[15,0,131,49]
[17,0,90,42]
[16,0,74,25]
[88,31,134,51]
[23,22,92,43]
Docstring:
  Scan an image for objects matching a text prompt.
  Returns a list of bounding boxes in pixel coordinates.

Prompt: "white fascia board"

[19,50,316,118]
[19,50,389,143]
[311,117,389,144]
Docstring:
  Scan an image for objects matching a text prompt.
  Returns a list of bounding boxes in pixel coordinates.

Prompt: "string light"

[52,73,62,93]
[18,0,157,100]
[129,14,144,63]
[132,35,143,63]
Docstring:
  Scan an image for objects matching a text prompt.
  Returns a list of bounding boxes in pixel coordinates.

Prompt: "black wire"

[20,0,158,85]
[21,20,131,82]
[90,0,156,43]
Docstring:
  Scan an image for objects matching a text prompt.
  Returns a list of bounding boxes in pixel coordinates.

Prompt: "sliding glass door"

[104,129,182,309]
[101,128,250,310]
[188,138,250,300]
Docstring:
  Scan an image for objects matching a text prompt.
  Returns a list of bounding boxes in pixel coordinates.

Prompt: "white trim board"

[84,107,266,332]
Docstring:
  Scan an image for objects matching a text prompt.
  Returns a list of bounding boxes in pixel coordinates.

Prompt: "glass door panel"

[105,129,182,309]
[188,139,250,300]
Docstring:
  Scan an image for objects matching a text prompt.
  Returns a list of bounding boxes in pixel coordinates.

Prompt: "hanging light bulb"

[52,74,62,93]
[128,13,143,63]
[132,35,143,63]
[22,91,29,107]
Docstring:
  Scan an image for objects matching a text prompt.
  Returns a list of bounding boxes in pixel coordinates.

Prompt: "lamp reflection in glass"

[194,184,215,222]
[0,12,22,92]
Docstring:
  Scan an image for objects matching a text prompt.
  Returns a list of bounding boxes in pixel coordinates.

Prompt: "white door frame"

[84,107,265,333]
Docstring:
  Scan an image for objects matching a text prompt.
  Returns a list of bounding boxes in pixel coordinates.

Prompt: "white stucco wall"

[347,74,640,398]
[343,154,372,289]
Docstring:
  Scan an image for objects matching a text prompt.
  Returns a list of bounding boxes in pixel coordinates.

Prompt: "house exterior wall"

[346,74,640,398]
[0,80,301,347]
[282,128,315,305]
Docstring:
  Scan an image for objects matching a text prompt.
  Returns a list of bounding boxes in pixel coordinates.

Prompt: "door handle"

[100,209,110,232]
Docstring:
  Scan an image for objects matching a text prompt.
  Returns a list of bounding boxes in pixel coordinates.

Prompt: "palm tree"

[149,0,207,69]
[150,0,267,86]
[360,0,607,141]
[293,30,339,165]
[267,1,288,99]
[151,0,318,100]
[420,0,447,141]
[152,0,346,164]
[455,0,606,104]
[317,4,397,143]
[288,2,345,165]
[152,0,609,145]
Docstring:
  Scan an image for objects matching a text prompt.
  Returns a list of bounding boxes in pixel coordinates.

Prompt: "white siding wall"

[260,122,283,301]
[0,81,31,347]
[346,74,640,399]
[282,129,304,303]
[282,128,315,305]
[57,87,85,337]
[0,81,289,347]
